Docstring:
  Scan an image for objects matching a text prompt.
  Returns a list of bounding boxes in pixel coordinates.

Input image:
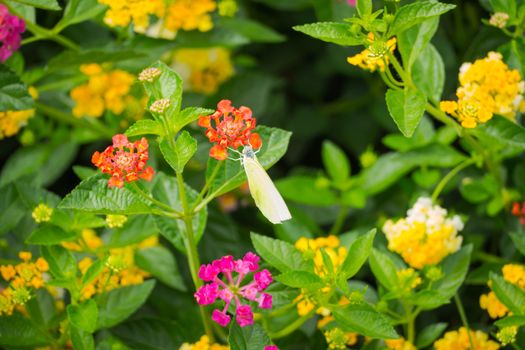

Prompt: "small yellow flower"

[179,335,230,350]
[138,67,161,82]
[106,214,128,228]
[149,98,170,113]
[0,110,34,139]
[496,326,517,346]
[385,337,416,350]
[218,0,237,17]
[396,268,422,291]
[347,33,397,72]
[98,0,164,31]
[18,252,32,262]
[164,0,217,33]
[480,263,525,319]
[489,12,509,28]
[0,265,16,281]
[32,203,53,223]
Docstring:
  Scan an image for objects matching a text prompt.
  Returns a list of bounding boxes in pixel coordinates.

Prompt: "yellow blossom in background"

[98,0,164,31]
[171,48,234,95]
[480,263,525,318]
[164,0,216,33]
[434,327,500,350]
[295,235,347,277]
[32,203,53,223]
[385,337,416,350]
[347,33,397,72]
[106,214,128,228]
[0,109,34,139]
[78,236,158,300]
[440,51,525,128]
[0,253,49,315]
[489,12,510,28]
[62,229,104,252]
[70,64,136,118]
[324,328,358,349]
[496,326,517,346]
[382,197,463,269]
[179,335,229,350]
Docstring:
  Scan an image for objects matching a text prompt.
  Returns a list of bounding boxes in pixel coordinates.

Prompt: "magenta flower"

[347,0,356,6]
[265,346,278,350]
[194,252,273,327]
[0,4,25,62]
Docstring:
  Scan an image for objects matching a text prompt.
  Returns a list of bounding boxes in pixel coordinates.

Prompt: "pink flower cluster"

[0,5,25,62]
[194,252,273,328]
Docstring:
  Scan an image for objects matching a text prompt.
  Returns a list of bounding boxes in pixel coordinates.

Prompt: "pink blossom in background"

[264,346,278,350]
[347,0,356,6]
[194,252,273,327]
[0,4,25,62]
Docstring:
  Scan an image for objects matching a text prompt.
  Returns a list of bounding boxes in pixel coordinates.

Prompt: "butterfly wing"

[243,156,291,224]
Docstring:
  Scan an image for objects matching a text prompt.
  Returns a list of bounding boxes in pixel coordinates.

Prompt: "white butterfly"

[232,145,291,224]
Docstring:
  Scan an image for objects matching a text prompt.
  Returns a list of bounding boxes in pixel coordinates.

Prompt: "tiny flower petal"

[258,293,273,309]
[254,269,273,290]
[235,305,254,327]
[194,283,219,305]
[212,309,231,327]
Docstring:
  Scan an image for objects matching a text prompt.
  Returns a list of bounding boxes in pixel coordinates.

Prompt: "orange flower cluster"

[198,100,262,160]
[512,202,525,224]
[92,134,154,188]
[0,252,49,315]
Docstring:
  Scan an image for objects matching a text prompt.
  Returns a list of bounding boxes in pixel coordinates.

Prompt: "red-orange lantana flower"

[91,134,154,188]
[512,202,525,224]
[198,99,262,160]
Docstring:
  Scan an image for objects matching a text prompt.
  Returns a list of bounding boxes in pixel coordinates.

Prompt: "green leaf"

[70,326,95,350]
[416,322,448,348]
[361,144,466,195]
[385,87,427,137]
[251,232,311,273]
[135,246,186,291]
[276,175,338,206]
[47,49,146,72]
[412,44,445,103]
[58,0,104,27]
[509,232,525,256]
[107,215,158,248]
[205,126,291,197]
[490,272,525,315]
[25,289,57,328]
[369,249,399,291]
[398,17,439,71]
[411,290,451,309]
[41,245,77,280]
[293,22,362,46]
[218,17,285,43]
[229,322,271,350]
[0,313,49,347]
[0,65,33,112]
[111,318,185,350]
[322,140,350,184]
[67,299,98,333]
[495,315,525,328]
[339,229,376,280]
[332,304,399,339]
[176,107,214,132]
[159,131,197,173]
[59,174,155,215]
[10,0,60,10]
[26,224,78,245]
[389,0,456,35]
[152,173,207,252]
[97,280,156,329]
[490,0,517,17]
[433,245,472,299]
[275,271,324,289]
[475,116,525,150]
[356,0,372,17]
[82,258,106,287]
[125,119,164,137]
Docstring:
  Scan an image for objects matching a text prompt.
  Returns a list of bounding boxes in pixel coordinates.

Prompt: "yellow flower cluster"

[434,327,500,350]
[385,337,416,350]
[171,48,234,95]
[295,235,347,277]
[0,86,37,139]
[106,214,128,228]
[440,51,525,128]
[164,0,217,33]
[32,203,53,223]
[62,229,104,252]
[480,264,525,318]
[0,252,49,315]
[347,33,397,72]
[324,328,358,349]
[70,64,135,118]
[218,0,238,17]
[98,0,164,30]
[383,197,463,269]
[179,335,229,350]
[78,236,158,300]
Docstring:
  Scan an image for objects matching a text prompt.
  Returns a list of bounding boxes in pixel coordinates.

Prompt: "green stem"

[431,158,476,201]
[511,342,524,350]
[387,52,410,85]
[268,312,315,339]
[328,205,349,236]
[425,103,463,133]
[191,161,223,212]
[380,71,402,90]
[176,170,214,341]
[454,294,475,350]
[385,64,404,86]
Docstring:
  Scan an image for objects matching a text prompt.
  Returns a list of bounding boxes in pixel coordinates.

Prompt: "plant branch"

[431,158,476,201]
[455,294,475,350]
